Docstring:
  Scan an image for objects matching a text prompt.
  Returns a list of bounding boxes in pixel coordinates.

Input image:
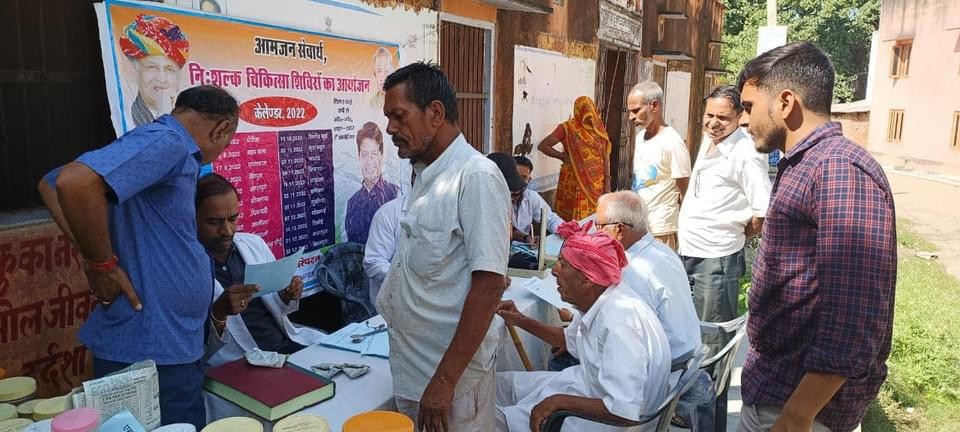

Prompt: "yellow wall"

[440,0,496,23]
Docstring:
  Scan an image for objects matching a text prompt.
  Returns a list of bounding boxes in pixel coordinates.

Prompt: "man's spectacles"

[596,221,633,229]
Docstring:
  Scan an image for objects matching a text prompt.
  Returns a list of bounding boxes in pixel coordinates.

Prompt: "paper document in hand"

[520,276,570,310]
[246,247,305,299]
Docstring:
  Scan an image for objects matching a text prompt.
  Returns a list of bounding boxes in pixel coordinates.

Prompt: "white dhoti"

[495,370,655,432]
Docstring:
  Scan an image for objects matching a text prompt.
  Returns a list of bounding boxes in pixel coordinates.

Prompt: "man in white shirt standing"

[678,85,771,326]
[595,191,701,363]
[377,62,512,432]
[627,82,692,252]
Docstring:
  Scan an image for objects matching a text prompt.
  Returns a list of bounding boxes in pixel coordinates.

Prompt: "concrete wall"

[494,0,600,154]
[868,0,960,173]
[833,111,870,148]
[440,0,496,22]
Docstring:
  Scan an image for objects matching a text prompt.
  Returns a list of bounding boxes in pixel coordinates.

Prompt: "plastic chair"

[673,314,749,432]
[313,242,376,324]
[541,345,708,432]
[342,411,413,432]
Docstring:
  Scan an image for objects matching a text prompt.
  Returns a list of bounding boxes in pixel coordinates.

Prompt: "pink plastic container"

[51,408,99,432]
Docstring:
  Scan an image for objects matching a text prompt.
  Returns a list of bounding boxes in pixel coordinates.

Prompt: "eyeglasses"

[596,221,633,229]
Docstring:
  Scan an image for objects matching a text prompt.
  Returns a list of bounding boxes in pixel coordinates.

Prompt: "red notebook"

[204,359,335,421]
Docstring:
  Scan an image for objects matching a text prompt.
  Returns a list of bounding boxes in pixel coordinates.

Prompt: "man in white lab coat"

[197,173,325,368]
[495,221,671,432]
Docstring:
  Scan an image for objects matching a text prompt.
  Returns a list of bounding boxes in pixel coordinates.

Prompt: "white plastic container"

[152,424,197,432]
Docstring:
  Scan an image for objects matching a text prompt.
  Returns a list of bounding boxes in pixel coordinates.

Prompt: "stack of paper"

[510,242,537,257]
[321,321,390,358]
[360,332,389,358]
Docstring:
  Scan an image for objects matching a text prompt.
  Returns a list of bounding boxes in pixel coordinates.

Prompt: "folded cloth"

[311,362,370,379]
[245,349,288,368]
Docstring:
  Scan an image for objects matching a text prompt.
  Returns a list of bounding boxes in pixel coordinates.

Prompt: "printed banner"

[512,46,597,192]
[0,223,94,398]
[103,0,406,291]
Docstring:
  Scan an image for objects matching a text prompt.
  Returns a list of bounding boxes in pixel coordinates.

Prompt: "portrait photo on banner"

[103,0,403,288]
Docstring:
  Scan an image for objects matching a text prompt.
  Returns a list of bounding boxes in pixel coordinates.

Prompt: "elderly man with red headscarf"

[120,14,191,127]
[495,221,671,432]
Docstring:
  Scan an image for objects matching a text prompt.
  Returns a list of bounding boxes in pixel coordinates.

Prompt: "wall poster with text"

[102,0,406,291]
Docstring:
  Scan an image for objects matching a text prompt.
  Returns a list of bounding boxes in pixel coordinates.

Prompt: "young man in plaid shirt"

[737,42,897,432]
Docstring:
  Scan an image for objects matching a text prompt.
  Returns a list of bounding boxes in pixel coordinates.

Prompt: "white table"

[205,276,562,431]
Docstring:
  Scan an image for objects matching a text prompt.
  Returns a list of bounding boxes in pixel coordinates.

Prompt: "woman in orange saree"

[537,96,611,221]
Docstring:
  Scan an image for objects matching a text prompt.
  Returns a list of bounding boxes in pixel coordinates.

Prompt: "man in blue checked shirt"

[37,85,238,429]
[738,42,896,432]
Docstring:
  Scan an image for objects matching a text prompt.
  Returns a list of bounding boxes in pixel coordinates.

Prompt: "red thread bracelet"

[86,255,119,273]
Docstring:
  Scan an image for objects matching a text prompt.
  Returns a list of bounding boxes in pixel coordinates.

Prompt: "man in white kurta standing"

[495,221,670,432]
[377,62,512,431]
[626,82,692,252]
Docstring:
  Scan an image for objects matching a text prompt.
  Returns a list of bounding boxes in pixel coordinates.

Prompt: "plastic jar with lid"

[22,419,53,432]
[50,408,99,432]
[200,417,263,432]
[152,424,197,432]
[342,411,414,432]
[17,399,46,419]
[0,377,37,405]
[31,397,69,421]
[0,417,35,431]
[0,404,17,422]
[273,414,331,432]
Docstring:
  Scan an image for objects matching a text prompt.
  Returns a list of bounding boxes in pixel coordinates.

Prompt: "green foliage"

[861,223,960,430]
[719,0,880,102]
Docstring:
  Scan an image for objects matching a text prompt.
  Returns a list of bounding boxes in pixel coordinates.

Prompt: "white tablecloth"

[205,276,562,431]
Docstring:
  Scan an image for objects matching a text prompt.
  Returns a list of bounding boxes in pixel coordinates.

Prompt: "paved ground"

[884,167,960,279]
[722,342,748,431]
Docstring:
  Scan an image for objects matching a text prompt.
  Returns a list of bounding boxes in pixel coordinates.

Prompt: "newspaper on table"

[70,359,161,429]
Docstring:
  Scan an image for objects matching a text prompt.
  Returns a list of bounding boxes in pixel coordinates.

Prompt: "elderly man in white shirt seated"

[495,221,671,432]
[595,191,701,364]
[363,171,414,308]
[198,174,325,368]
